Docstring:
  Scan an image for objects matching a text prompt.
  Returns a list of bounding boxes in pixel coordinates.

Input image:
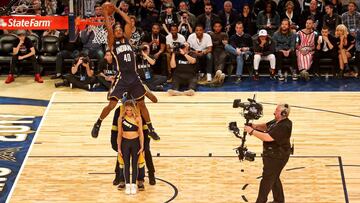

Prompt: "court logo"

[0,97,48,203]
[0,147,20,162]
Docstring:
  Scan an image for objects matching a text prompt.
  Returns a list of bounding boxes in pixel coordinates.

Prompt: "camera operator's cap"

[16,30,27,36]
[258,29,268,36]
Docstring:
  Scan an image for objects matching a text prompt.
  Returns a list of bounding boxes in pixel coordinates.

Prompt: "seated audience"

[253,29,276,80]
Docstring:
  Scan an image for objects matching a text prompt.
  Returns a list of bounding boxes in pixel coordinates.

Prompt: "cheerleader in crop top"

[117,100,144,195]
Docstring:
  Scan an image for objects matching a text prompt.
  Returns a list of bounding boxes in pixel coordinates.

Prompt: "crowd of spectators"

[1,0,360,93]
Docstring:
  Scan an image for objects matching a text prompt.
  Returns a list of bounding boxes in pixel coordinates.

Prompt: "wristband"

[250,129,255,135]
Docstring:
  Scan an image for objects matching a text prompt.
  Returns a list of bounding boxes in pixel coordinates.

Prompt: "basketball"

[102,2,115,16]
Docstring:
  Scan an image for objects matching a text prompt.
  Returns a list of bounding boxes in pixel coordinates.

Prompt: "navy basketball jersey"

[113,39,138,82]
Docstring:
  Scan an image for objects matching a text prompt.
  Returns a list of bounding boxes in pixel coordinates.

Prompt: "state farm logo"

[0,18,7,27]
[6,18,51,27]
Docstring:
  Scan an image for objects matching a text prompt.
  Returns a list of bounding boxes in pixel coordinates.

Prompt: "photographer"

[244,104,292,203]
[96,50,118,90]
[136,45,167,91]
[62,54,96,90]
[168,42,197,96]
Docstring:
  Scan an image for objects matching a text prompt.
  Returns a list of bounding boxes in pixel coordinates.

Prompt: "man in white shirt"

[187,24,213,81]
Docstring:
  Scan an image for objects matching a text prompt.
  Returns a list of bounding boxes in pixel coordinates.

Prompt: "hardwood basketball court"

[5,91,360,202]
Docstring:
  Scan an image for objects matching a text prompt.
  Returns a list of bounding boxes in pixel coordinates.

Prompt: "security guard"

[244,103,292,203]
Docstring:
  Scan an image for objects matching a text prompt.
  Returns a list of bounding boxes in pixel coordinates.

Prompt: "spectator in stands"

[177,1,196,29]
[178,11,193,39]
[129,15,144,47]
[45,0,57,15]
[354,30,360,78]
[168,42,197,96]
[225,21,253,83]
[300,0,323,31]
[253,29,276,80]
[80,25,105,71]
[326,0,343,14]
[52,30,81,79]
[296,17,317,81]
[96,50,117,90]
[136,45,167,91]
[31,0,43,15]
[115,1,129,26]
[253,0,277,17]
[196,3,220,33]
[341,2,360,37]
[280,1,300,31]
[43,29,60,38]
[323,4,342,35]
[166,24,186,65]
[189,0,204,16]
[63,53,96,90]
[139,0,159,32]
[159,3,178,35]
[303,0,324,13]
[335,24,356,77]
[141,23,167,77]
[312,26,338,76]
[94,3,103,17]
[5,30,43,84]
[273,19,297,81]
[210,21,228,86]
[240,4,256,36]
[256,1,280,36]
[187,24,213,82]
[217,1,239,36]
[277,0,301,18]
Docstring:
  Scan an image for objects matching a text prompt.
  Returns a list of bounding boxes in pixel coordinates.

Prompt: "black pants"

[143,74,167,90]
[275,51,297,73]
[151,53,168,77]
[121,137,140,184]
[173,75,197,91]
[111,130,155,181]
[353,51,360,73]
[197,53,213,74]
[63,74,96,90]
[256,155,290,203]
[96,75,112,90]
[312,50,338,74]
[213,48,228,72]
[10,55,39,74]
[55,50,80,74]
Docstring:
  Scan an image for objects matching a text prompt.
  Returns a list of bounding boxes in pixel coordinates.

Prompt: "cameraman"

[244,104,292,203]
[63,53,96,91]
[168,42,197,96]
[136,45,167,91]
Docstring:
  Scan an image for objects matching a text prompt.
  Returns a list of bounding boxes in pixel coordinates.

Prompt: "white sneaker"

[69,83,73,89]
[214,70,222,81]
[125,184,131,195]
[184,89,195,96]
[167,89,182,96]
[219,73,225,84]
[206,73,212,82]
[130,183,137,195]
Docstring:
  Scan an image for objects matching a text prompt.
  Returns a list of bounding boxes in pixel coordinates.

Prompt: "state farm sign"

[0,15,68,30]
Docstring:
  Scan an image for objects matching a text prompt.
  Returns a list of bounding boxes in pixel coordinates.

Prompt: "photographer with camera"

[168,42,197,96]
[244,103,292,203]
[136,45,167,91]
[166,24,186,81]
[61,53,96,91]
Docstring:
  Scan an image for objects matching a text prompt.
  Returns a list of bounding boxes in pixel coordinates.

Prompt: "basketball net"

[91,25,108,45]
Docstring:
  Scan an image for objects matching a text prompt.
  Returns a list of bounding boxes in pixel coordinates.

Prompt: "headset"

[281,104,290,117]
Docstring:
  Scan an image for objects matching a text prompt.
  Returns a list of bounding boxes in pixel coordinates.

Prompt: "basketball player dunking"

[91,2,160,140]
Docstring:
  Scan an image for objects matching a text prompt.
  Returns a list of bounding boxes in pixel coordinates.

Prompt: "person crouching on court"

[118,100,144,195]
[62,53,96,90]
[168,42,197,96]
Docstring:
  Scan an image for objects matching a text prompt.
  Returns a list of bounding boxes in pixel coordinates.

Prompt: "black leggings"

[121,137,140,184]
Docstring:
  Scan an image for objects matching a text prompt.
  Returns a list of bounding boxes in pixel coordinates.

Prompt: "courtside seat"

[0,34,17,68]
[38,36,59,69]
